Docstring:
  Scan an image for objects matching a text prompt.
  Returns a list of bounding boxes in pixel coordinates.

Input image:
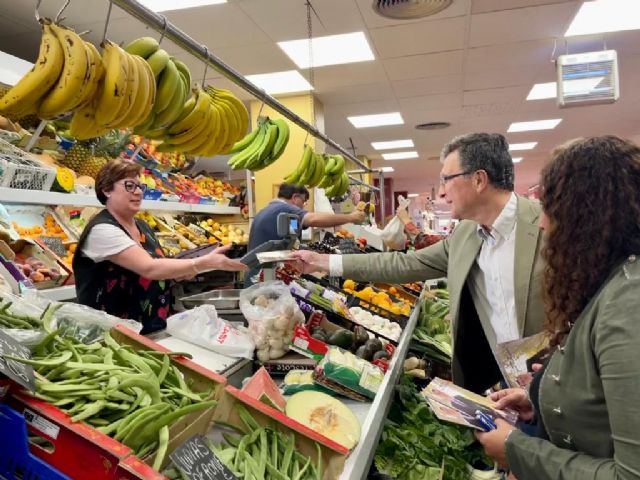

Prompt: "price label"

[40,236,67,258]
[170,434,237,480]
[0,330,35,391]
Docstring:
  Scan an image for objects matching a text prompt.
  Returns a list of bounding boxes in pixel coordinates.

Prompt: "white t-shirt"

[82,224,137,262]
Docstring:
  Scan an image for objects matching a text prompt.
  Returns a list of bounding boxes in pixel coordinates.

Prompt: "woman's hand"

[490,388,534,422]
[474,418,516,469]
[198,245,247,272]
[286,250,330,274]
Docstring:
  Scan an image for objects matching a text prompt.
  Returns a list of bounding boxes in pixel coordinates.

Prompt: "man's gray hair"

[441,133,514,191]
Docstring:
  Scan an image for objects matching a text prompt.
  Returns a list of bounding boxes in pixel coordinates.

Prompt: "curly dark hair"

[540,136,640,345]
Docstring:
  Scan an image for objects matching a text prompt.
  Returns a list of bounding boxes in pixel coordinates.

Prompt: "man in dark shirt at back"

[245,183,364,286]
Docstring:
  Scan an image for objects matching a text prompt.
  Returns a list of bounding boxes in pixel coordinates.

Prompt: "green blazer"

[342,195,545,392]
[506,256,640,480]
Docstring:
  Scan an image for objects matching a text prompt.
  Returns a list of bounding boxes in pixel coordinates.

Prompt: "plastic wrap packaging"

[239,281,305,361]
[51,303,142,344]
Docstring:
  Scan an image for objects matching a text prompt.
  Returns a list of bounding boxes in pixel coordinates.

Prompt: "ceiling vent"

[416,121,450,130]
[556,50,619,108]
[373,0,453,20]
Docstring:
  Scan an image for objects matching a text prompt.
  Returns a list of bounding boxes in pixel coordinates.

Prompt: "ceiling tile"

[469,3,580,47]
[369,16,466,59]
[463,86,528,106]
[398,93,462,111]
[382,50,464,81]
[465,39,554,73]
[464,68,538,90]
[393,74,464,98]
[355,0,470,29]
[316,82,396,105]
[472,0,578,15]
[311,61,387,91]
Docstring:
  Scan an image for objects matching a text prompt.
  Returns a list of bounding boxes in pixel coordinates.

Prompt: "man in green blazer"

[290,133,545,393]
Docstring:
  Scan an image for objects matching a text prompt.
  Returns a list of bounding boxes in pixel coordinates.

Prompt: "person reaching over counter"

[289,133,546,394]
[73,159,246,334]
[475,136,640,480]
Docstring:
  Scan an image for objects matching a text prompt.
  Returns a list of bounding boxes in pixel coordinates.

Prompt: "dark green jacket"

[342,195,545,392]
[506,256,640,480]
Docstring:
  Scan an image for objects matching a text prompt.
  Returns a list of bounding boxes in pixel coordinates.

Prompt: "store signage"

[170,434,237,480]
[0,330,35,391]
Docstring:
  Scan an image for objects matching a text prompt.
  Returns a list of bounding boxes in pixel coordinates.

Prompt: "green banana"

[269,118,290,161]
[246,122,278,170]
[228,121,267,169]
[284,144,312,184]
[324,155,336,175]
[153,75,186,128]
[173,58,192,90]
[298,147,318,186]
[329,154,345,175]
[308,153,325,187]
[258,122,279,162]
[146,48,170,79]
[229,126,261,153]
[124,37,159,59]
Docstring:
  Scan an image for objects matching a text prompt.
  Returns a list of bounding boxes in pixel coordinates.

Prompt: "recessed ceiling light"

[509,142,537,151]
[278,32,375,69]
[527,82,557,100]
[348,166,395,173]
[512,157,523,163]
[245,70,313,95]
[382,151,418,160]
[508,119,562,133]
[380,166,395,173]
[348,112,404,129]
[565,0,640,37]
[138,0,225,12]
[371,139,414,150]
[407,193,419,198]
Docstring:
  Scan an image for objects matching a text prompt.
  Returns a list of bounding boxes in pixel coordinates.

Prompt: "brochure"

[495,331,552,388]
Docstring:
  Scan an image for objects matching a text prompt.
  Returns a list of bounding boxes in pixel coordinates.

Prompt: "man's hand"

[287,250,330,274]
[489,388,534,422]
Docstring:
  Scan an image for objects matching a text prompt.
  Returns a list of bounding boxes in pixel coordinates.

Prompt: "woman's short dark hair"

[278,183,309,200]
[95,159,142,205]
[541,135,640,345]
[441,133,514,191]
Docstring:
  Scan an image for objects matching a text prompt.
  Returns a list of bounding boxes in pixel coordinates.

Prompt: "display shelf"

[0,188,240,215]
[37,285,76,301]
[338,295,420,480]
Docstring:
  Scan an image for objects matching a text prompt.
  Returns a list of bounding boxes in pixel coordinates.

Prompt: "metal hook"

[257,96,267,119]
[35,0,42,23]
[54,0,71,23]
[201,46,209,85]
[101,0,113,46]
[158,15,168,44]
[550,37,557,63]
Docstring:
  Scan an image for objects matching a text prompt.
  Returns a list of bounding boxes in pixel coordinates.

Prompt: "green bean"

[71,400,106,422]
[237,404,260,432]
[152,425,170,470]
[2,350,72,367]
[96,418,124,436]
[266,461,290,480]
[121,406,170,446]
[145,350,193,359]
[281,432,294,475]
[293,455,311,480]
[112,375,161,404]
[222,432,242,448]
[258,429,267,478]
[157,353,170,384]
[315,442,322,480]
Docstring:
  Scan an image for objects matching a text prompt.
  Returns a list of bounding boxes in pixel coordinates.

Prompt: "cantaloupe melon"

[285,390,361,449]
[75,175,95,187]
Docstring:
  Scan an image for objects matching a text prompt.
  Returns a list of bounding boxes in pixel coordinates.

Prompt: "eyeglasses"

[121,180,145,193]
[440,171,473,185]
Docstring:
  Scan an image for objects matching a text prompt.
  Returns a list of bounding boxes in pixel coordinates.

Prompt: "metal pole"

[245,169,255,227]
[111,0,373,173]
[348,175,379,191]
[378,170,386,224]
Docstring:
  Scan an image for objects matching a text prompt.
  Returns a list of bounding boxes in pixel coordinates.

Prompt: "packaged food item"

[281,369,336,396]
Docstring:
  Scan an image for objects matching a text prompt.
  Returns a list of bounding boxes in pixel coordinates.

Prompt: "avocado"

[355,345,374,361]
[311,326,326,336]
[311,331,328,342]
[353,326,369,347]
[327,329,355,350]
[373,350,390,361]
[364,338,383,352]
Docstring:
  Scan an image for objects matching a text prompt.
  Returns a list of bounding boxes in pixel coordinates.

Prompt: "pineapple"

[62,130,131,179]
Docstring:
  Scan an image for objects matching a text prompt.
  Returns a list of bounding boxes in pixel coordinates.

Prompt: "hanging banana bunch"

[226,116,290,171]
[283,146,350,197]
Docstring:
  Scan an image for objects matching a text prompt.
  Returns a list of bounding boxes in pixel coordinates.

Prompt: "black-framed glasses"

[440,171,473,185]
[121,180,146,193]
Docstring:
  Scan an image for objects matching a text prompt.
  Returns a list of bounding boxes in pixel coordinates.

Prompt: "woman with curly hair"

[475,135,640,480]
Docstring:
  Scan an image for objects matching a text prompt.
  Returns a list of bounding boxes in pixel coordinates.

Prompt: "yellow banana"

[170,93,197,127]
[210,101,232,154]
[94,41,128,127]
[146,48,170,79]
[70,97,110,140]
[168,88,209,135]
[214,97,240,148]
[38,23,91,119]
[127,55,152,127]
[208,87,248,141]
[74,41,104,110]
[132,54,156,127]
[165,105,213,148]
[105,50,138,128]
[201,101,226,156]
[0,22,64,117]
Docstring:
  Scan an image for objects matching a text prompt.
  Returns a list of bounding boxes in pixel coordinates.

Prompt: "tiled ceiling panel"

[382,50,464,81]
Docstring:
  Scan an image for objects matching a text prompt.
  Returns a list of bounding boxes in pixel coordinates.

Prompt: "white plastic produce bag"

[380,195,410,250]
[240,281,305,361]
[166,304,255,359]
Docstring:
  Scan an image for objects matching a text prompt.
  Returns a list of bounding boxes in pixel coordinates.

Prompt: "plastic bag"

[0,328,47,349]
[381,216,406,250]
[166,304,255,359]
[240,281,305,361]
[52,303,142,344]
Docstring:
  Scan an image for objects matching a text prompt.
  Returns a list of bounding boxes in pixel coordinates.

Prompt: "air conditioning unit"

[556,50,619,107]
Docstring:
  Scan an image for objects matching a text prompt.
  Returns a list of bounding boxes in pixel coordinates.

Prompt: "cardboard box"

[7,238,71,289]
[213,385,350,480]
[6,324,227,479]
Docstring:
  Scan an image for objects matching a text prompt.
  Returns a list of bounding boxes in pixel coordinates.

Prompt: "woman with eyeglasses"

[73,159,246,334]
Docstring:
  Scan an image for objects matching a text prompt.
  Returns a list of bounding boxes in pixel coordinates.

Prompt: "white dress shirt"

[467,192,519,344]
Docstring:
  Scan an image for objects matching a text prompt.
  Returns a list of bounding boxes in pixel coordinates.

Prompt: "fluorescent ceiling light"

[371,139,414,150]
[138,0,225,12]
[382,151,419,160]
[527,78,607,100]
[527,82,556,100]
[508,119,562,133]
[278,32,374,69]
[348,112,404,128]
[380,166,395,173]
[509,142,537,151]
[512,157,523,163]
[565,0,640,37]
[0,50,33,86]
[245,70,313,95]
[407,193,419,198]
[348,166,395,173]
